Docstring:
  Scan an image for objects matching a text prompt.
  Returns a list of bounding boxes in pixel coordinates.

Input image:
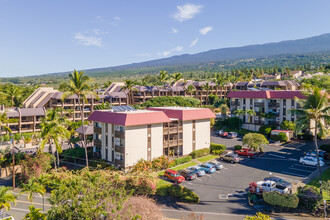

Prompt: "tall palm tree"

[219,104,229,119]
[201,82,211,105]
[103,80,113,89]
[290,87,329,189]
[61,70,98,167]
[40,108,70,169]
[4,85,21,107]
[0,186,16,217]
[158,70,169,95]
[0,111,11,143]
[186,85,196,97]
[246,109,256,131]
[123,79,135,105]
[20,178,46,205]
[171,72,183,85]
[213,74,226,97]
[234,109,245,130]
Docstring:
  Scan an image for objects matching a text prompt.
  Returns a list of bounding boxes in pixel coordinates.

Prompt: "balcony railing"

[115,159,125,166]
[230,101,240,107]
[115,145,125,154]
[268,102,280,108]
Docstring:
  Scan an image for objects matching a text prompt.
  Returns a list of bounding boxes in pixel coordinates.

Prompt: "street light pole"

[11,134,15,190]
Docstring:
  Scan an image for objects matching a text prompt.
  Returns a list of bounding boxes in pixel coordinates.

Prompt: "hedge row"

[263,191,299,208]
[297,133,314,141]
[270,133,288,142]
[234,145,242,151]
[210,143,226,155]
[156,185,199,203]
[189,148,210,159]
[170,156,192,167]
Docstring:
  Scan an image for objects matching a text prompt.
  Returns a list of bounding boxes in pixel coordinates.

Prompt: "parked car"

[227,132,238,139]
[256,180,289,193]
[178,169,197,180]
[219,153,240,163]
[304,150,327,159]
[235,148,258,158]
[300,156,325,167]
[208,160,224,170]
[264,177,293,190]
[164,169,185,183]
[198,163,216,173]
[218,130,228,137]
[188,166,206,177]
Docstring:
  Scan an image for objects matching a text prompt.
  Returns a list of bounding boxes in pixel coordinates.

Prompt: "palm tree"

[4,85,21,107]
[123,79,135,105]
[20,178,46,205]
[103,80,113,89]
[24,205,47,220]
[290,87,329,191]
[246,109,256,131]
[40,108,70,169]
[158,70,169,95]
[213,74,226,97]
[219,104,229,118]
[171,72,183,85]
[61,70,98,167]
[0,111,11,143]
[234,109,245,130]
[186,85,195,97]
[0,186,16,217]
[201,82,211,105]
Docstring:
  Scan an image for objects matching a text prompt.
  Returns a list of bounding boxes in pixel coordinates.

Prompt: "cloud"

[113,16,121,21]
[170,28,178,34]
[91,29,108,35]
[159,46,183,57]
[173,3,203,22]
[74,32,102,47]
[200,26,213,35]
[190,38,199,47]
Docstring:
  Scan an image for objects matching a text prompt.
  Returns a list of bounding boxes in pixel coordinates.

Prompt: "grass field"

[156,161,198,188]
[196,154,219,163]
[307,168,330,200]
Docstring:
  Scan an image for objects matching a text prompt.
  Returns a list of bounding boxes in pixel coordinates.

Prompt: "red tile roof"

[227,91,306,99]
[148,107,216,121]
[88,110,171,126]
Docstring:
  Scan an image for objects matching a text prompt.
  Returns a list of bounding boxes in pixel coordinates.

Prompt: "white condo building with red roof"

[88,106,216,169]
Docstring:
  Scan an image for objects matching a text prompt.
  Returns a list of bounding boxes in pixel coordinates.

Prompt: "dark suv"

[178,169,197,180]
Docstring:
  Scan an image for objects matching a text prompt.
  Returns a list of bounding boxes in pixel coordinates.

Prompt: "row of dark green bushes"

[189,143,227,158]
[156,185,199,203]
[270,133,288,142]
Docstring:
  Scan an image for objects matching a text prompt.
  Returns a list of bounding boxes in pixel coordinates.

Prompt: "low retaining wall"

[0,165,21,178]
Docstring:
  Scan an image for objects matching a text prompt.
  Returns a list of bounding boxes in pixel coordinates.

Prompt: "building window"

[115,152,124,161]
[115,125,120,131]
[115,138,120,146]
[120,126,125,132]
[95,122,102,128]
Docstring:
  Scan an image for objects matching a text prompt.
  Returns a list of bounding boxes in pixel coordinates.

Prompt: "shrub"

[173,156,192,166]
[210,143,226,154]
[132,159,153,172]
[270,133,288,142]
[320,144,330,153]
[190,148,209,159]
[234,145,242,151]
[263,191,299,208]
[20,153,52,183]
[259,124,276,137]
[180,187,199,203]
[243,133,268,152]
[156,185,169,197]
[270,134,280,142]
[280,120,295,131]
[168,185,184,198]
[244,212,271,220]
[62,147,86,161]
[297,186,322,212]
[125,175,156,195]
[297,133,314,141]
[151,156,170,170]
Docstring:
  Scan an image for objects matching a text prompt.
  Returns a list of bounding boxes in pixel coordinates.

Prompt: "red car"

[218,130,228,137]
[235,148,258,158]
[164,169,185,184]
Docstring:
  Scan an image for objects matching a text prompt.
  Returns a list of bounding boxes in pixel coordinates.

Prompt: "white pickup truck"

[256,180,289,194]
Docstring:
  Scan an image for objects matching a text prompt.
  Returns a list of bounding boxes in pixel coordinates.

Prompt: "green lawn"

[197,154,218,163]
[307,168,330,200]
[156,161,198,188]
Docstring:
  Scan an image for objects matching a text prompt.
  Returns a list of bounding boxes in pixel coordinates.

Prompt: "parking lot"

[162,136,321,217]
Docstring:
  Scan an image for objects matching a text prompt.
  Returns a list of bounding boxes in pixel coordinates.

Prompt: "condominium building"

[88,106,215,169]
[227,90,306,131]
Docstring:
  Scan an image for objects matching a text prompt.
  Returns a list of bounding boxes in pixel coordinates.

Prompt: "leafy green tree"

[213,73,226,95]
[123,79,135,105]
[23,205,47,220]
[171,72,183,84]
[0,111,11,143]
[243,133,269,151]
[103,80,113,89]
[40,108,70,169]
[186,84,196,97]
[290,87,329,194]
[20,178,46,205]
[0,186,16,214]
[234,109,245,130]
[61,70,98,167]
[201,82,211,105]
[280,120,295,131]
[219,104,229,118]
[4,85,21,107]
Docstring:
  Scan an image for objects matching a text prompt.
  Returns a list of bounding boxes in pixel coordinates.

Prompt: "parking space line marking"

[288,158,298,161]
[195,178,202,181]
[288,167,313,173]
[230,164,237,167]
[281,171,307,177]
[293,164,317,169]
[269,153,286,159]
[223,167,228,170]
[273,175,300,183]
[215,171,221,174]
[186,182,192,185]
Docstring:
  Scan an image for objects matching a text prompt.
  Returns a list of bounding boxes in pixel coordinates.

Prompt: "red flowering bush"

[151,156,170,170]
[125,175,157,195]
[132,159,152,172]
[20,152,52,183]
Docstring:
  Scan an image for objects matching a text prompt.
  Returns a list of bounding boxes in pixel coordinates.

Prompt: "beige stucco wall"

[125,125,148,167]
[182,120,193,155]
[195,119,211,150]
[151,123,163,159]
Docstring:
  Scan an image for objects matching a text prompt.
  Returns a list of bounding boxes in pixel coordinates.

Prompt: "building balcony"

[114,131,125,138]
[254,102,265,108]
[163,139,183,147]
[94,139,102,146]
[94,127,102,134]
[230,101,241,107]
[115,159,125,167]
[268,102,280,108]
[115,145,125,154]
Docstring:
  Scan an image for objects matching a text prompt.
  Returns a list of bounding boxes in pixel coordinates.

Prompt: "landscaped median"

[306,167,330,201]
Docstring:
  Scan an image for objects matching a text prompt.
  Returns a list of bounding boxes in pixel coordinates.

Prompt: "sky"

[1,0,330,77]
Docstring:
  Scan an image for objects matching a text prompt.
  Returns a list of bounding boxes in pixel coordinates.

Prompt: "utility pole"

[11,134,15,190]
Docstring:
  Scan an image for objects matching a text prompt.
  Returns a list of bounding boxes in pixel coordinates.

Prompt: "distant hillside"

[2,33,330,84]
